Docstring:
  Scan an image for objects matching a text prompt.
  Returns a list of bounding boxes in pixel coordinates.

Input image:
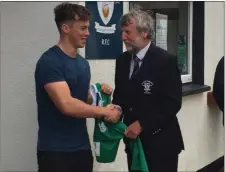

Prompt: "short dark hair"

[54,2,91,32]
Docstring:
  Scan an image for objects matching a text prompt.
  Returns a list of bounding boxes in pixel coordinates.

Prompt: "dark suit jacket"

[213,56,224,125]
[112,43,184,155]
[213,56,224,113]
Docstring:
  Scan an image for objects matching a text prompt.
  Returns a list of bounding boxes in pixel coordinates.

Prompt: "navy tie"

[130,56,140,79]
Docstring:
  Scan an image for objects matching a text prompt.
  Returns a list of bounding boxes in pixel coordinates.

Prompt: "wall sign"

[85,2,123,59]
[156,13,168,51]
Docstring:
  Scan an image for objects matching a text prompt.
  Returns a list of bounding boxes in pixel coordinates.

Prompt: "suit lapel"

[122,43,157,83]
[133,43,156,80]
[123,52,132,81]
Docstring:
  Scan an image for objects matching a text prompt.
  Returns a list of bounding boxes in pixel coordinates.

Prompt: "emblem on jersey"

[142,80,154,94]
[99,121,107,132]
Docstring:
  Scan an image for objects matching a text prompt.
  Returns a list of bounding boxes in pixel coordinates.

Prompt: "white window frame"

[181,2,193,84]
[129,2,193,84]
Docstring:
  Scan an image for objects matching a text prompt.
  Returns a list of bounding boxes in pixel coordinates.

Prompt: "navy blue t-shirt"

[35,45,91,152]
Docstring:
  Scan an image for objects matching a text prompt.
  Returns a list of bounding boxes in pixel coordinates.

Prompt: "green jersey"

[90,83,149,171]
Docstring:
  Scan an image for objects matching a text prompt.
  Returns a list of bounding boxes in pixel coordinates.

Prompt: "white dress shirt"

[129,41,151,79]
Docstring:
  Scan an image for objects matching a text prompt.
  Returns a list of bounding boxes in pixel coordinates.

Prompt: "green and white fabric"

[90,83,149,171]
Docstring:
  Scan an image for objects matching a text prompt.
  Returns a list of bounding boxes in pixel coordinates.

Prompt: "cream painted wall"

[0,2,61,171]
[0,1,224,172]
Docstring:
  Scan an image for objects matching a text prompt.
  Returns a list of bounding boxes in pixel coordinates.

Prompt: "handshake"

[103,104,122,123]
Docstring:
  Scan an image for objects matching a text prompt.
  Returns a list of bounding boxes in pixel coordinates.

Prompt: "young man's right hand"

[103,104,121,123]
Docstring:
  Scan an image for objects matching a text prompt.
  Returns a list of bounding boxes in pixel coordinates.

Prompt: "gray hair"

[120,8,155,40]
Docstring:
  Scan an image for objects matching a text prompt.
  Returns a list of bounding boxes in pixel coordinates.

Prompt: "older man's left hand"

[101,83,113,95]
[124,121,142,139]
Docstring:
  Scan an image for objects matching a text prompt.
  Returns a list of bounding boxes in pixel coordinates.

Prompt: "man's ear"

[142,32,148,39]
[61,23,70,34]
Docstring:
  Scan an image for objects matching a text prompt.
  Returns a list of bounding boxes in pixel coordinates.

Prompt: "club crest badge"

[142,80,154,94]
[99,121,107,132]
[97,2,114,25]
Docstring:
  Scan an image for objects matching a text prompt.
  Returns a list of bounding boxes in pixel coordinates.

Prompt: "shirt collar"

[134,41,151,61]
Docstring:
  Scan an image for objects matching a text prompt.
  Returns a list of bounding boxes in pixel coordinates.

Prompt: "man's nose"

[86,29,90,36]
[121,32,127,41]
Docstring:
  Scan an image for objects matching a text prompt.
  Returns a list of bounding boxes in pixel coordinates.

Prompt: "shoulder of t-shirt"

[77,53,90,67]
[37,46,63,67]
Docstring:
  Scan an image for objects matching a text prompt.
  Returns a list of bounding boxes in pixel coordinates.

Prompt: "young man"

[112,9,184,172]
[35,3,121,172]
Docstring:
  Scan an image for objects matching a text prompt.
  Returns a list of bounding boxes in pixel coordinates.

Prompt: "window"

[130,2,193,84]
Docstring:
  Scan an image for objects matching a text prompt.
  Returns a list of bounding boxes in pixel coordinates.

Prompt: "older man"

[112,9,184,172]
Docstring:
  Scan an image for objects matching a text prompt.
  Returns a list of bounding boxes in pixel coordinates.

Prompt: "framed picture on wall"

[85,1,123,60]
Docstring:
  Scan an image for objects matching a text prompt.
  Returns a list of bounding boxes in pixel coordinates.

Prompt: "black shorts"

[37,149,93,172]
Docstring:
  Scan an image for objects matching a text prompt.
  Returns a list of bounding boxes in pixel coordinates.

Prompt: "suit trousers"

[127,150,178,172]
[125,137,179,172]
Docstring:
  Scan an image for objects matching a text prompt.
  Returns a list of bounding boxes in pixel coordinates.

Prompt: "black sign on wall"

[85,2,123,59]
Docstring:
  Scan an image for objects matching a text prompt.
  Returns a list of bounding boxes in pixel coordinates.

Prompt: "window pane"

[130,2,190,75]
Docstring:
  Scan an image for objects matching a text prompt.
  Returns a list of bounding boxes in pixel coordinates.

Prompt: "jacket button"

[129,108,132,111]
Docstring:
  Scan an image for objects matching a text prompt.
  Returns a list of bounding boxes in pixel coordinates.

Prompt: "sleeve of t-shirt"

[37,55,65,86]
